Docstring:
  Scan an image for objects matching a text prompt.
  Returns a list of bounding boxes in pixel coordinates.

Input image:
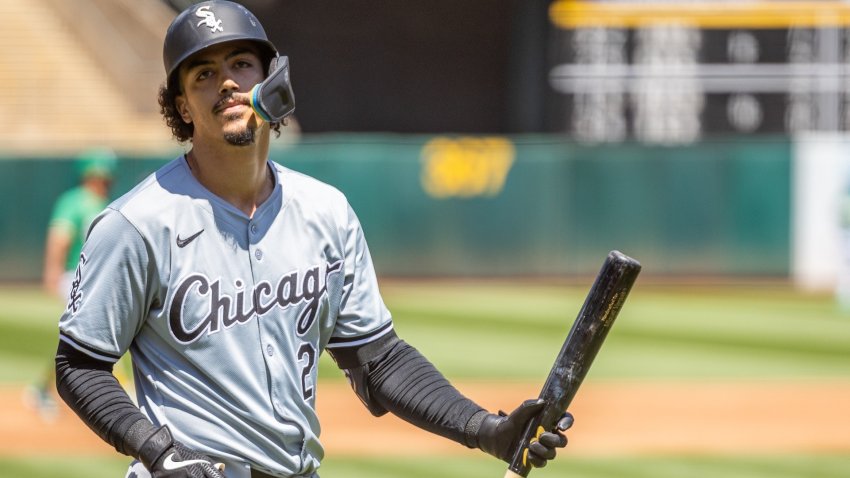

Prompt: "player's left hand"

[476,399,573,467]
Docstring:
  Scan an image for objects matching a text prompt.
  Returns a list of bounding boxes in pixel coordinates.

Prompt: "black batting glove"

[474,399,573,468]
[138,425,225,478]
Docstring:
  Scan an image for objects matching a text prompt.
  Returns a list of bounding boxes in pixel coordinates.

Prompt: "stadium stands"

[0,0,175,153]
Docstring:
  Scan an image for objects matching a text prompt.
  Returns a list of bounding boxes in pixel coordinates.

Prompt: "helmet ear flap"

[250,55,295,122]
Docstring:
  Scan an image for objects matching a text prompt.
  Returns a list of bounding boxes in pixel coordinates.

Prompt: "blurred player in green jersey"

[26,147,120,419]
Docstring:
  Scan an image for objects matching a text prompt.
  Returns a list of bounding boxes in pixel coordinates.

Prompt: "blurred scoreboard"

[547,0,850,142]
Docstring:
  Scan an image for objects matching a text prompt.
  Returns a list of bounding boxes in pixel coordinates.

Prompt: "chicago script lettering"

[169,261,342,344]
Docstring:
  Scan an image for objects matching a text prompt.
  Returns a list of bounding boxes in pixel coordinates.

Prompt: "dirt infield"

[3,380,850,457]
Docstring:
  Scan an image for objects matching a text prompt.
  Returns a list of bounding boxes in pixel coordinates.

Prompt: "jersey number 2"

[297,343,316,400]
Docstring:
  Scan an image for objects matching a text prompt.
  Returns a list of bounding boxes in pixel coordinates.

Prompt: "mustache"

[213,93,248,114]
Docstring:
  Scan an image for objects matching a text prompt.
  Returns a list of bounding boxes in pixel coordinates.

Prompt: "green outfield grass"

[2,454,850,478]
[362,281,850,380]
[1,281,849,477]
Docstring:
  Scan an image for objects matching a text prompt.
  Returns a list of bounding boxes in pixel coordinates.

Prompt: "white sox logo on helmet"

[196,6,223,33]
[168,260,343,344]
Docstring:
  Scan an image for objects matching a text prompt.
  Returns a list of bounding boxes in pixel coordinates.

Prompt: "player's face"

[175,41,266,146]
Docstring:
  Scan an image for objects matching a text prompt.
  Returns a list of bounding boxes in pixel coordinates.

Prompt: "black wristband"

[122,418,159,458]
[464,410,490,448]
[138,425,174,469]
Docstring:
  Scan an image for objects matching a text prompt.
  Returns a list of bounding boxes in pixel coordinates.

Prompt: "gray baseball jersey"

[58,156,393,476]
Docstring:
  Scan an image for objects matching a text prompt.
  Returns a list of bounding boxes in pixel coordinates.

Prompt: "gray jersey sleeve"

[326,204,393,349]
[59,208,158,361]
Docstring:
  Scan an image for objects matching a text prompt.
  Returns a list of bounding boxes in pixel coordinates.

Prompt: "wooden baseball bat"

[503,250,641,478]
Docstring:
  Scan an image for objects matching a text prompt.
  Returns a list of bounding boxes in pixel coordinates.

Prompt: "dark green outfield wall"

[0,135,790,280]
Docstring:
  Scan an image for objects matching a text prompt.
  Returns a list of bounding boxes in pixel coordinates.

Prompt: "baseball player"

[27,148,117,419]
[54,2,572,477]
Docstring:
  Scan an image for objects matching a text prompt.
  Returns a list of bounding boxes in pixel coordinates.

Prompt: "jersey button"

[250,224,258,235]
[266,344,274,356]
[255,249,263,260]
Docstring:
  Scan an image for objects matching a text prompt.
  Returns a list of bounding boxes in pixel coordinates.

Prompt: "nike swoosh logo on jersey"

[162,452,210,470]
[176,229,204,248]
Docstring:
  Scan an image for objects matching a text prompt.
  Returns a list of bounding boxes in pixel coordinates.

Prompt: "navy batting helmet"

[163,0,277,85]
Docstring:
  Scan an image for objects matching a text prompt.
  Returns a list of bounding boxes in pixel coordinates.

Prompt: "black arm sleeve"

[54,339,155,457]
[328,331,485,446]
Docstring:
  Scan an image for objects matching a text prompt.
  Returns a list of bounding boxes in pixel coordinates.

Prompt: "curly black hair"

[158,75,281,143]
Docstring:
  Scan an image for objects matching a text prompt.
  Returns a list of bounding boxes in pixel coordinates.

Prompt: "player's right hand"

[139,425,225,478]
